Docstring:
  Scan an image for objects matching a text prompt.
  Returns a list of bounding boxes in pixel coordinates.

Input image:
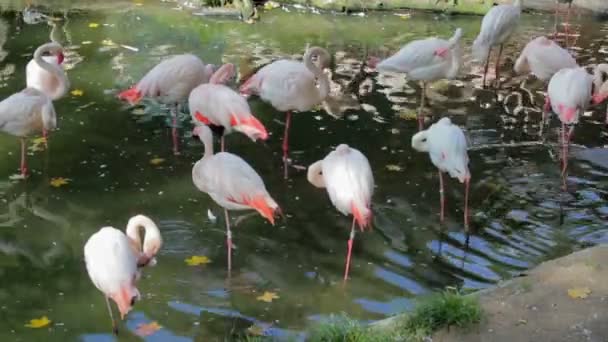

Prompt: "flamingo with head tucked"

[370,28,463,130]
[240,46,331,179]
[192,125,280,271]
[0,88,56,177]
[189,63,268,152]
[514,36,577,82]
[412,117,470,230]
[118,54,216,155]
[84,215,162,334]
[307,144,374,281]
[26,42,69,100]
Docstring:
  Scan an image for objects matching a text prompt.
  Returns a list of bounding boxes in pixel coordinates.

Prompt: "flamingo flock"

[2,0,606,334]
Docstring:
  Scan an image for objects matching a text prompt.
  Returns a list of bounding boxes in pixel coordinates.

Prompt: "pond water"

[0,1,607,341]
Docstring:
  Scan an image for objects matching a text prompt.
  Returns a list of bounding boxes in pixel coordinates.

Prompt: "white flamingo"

[514,36,577,82]
[84,215,162,334]
[0,88,56,177]
[307,144,374,281]
[412,117,470,230]
[118,54,216,155]
[473,0,522,87]
[26,42,70,100]
[240,46,331,179]
[371,27,463,130]
[189,63,268,152]
[192,125,280,271]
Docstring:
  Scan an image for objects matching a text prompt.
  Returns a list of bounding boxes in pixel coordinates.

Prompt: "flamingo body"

[0,88,56,138]
[547,67,592,125]
[514,36,577,81]
[26,42,69,100]
[472,1,522,63]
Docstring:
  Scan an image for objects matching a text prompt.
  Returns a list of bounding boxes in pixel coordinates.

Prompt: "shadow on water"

[0,0,607,340]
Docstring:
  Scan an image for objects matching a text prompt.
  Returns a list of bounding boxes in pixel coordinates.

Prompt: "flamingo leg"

[418,81,426,131]
[439,170,445,224]
[42,129,48,149]
[20,138,27,177]
[605,106,608,125]
[224,208,232,272]
[482,47,492,88]
[282,111,292,180]
[464,177,470,232]
[343,217,357,281]
[221,136,226,152]
[105,296,118,335]
[564,4,571,47]
[494,44,504,89]
[540,96,550,138]
[561,123,568,191]
[171,104,179,156]
[553,2,559,39]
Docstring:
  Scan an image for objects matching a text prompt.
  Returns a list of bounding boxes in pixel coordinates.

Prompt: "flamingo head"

[230,115,268,142]
[46,42,65,64]
[411,130,430,152]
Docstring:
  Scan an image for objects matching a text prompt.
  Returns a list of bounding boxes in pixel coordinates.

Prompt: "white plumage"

[547,67,593,125]
[514,36,577,81]
[26,42,70,100]
[472,0,522,63]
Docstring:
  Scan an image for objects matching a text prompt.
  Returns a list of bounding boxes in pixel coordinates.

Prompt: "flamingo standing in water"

[370,28,463,130]
[473,0,522,88]
[554,0,574,42]
[0,88,56,177]
[192,125,280,271]
[412,117,470,230]
[118,54,216,155]
[26,42,70,100]
[189,63,268,152]
[307,144,374,280]
[514,36,577,82]
[84,215,162,334]
[240,46,331,179]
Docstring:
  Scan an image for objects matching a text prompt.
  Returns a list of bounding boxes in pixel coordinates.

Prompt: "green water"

[0,1,607,341]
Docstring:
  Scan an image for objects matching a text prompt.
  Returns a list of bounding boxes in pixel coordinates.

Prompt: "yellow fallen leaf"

[264,1,280,10]
[50,177,70,187]
[568,287,591,299]
[256,291,279,303]
[25,316,51,328]
[29,137,47,152]
[184,255,211,266]
[71,89,84,96]
[398,109,418,120]
[386,164,403,172]
[149,158,165,166]
[135,321,161,336]
[88,23,99,28]
[101,39,116,46]
[247,324,266,336]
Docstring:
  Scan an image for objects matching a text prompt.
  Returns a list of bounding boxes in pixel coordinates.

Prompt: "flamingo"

[84,215,162,334]
[473,0,522,88]
[370,27,463,130]
[411,117,470,230]
[240,46,331,179]
[514,36,577,82]
[189,63,268,152]
[26,42,69,100]
[192,125,280,271]
[554,0,574,42]
[118,54,216,155]
[307,144,374,280]
[0,88,56,177]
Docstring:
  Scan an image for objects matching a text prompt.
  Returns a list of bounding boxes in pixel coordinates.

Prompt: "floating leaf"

[247,324,266,336]
[568,287,591,299]
[256,291,279,303]
[71,89,84,96]
[29,137,47,152]
[185,255,211,266]
[397,109,418,120]
[50,177,70,187]
[149,158,165,165]
[101,39,116,46]
[25,316,51,328]
[386,164,403,172]
[88,23,100,28]
[135,321,161,336]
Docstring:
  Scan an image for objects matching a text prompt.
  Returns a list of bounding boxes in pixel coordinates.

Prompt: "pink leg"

[20,138,27,177]
[221,136,225,152]
[482,47,492,88]
[605,107,608,124]
[564,5,571,47]
[43,129,48,149]
[343,217,357,281]
[418,82,426,131]
[224,208,232,272]
[494,44,504,89]
[540,97,550,138]
[104,296,118,335]
[561,123,568,191]
[283,111,292,180]
[553,3,559,39]
[464,177,470,232]
[171,104,179,156]
[439,171,445,224]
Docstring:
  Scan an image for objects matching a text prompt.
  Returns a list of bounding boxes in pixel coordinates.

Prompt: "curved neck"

[197,127,214,159]
[126,215,162,265]
[34,44,68,98]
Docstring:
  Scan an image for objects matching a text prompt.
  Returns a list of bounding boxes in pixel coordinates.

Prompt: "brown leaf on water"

[135,321,161,336]
[567,287,591,299]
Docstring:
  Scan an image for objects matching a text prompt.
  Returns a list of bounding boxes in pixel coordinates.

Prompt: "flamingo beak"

[56,52,65,65]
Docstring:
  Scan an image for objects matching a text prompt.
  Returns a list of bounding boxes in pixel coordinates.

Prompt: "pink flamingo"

[0,88,56,177]
[307,144,374,281]
[189,63,268,152]
[118,54,216,155]
[514,36,577,82]
[84,215,162,334]
[26,42,70,100]
[473,0,522,88]
[370,28,462,130]
[192,125,280,271]
[412,117,470,230]
[240,47,331,179]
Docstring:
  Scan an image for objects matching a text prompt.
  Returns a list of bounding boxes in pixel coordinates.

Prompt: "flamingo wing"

[427,118,470,182]
[548,67,593,124]
[0,89,51,136]
[377,38,446,74]
[136,54,208,101]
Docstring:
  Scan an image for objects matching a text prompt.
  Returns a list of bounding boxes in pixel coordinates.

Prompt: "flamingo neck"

[303,47,331,100]
[125,215,162,265]
[198,127,214,159]
[33,43,68,99]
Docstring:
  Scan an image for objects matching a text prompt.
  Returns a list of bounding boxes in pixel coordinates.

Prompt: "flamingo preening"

[371,27,463,130]
[307,144,374,281]
[192,125,280,271]
[240,46,331,179]
[412,117,470,230]
[118,54,216,155]
[84,215,162,334]
[473,0,522,88]
[514,36,577,82]
[26,42,70,100]
[189,63,268,152]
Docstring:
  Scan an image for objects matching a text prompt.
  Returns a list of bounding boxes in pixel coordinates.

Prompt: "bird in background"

[189,63,268,152]
[553,0,574,45]
[473,0,522,88]
[514,36,577,82]
[369,27,463,131]
[240,46,331,179]
[84,215,162,335]
[0,88,56,178]
[118,54,216,155]
[307,144,374,281]
[412,117,470,230]
[26,42,70,100]
[192,125,280,272]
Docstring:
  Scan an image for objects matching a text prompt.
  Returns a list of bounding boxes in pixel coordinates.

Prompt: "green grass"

[307,314,395,342]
